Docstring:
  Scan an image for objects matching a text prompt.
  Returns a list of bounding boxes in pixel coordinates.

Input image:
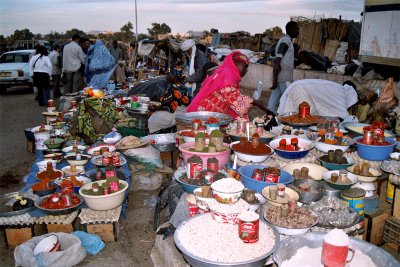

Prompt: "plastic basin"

[79,180,128,210]
[318,155,355,171]
[238,165,294,193]
[354,136,396,161]
[179,142,230,170]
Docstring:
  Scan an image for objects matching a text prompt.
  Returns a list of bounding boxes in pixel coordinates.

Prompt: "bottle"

[95,168,103,180]
[252,80,263,100]
[105,164,116,179]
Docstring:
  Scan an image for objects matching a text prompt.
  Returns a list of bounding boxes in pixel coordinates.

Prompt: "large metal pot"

[273,232,398,266]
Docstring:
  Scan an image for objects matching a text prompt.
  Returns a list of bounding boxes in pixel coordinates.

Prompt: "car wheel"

[0,85,7,95]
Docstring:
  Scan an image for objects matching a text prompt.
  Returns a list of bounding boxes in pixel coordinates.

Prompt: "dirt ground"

[0,87,162,266]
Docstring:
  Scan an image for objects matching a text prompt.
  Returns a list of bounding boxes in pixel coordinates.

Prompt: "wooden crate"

[27,140,35,153]
[393,188,400,220]
[363,209,391,246]
[86,223,118,242]
[46,223,74,233]
[5,227,33,249]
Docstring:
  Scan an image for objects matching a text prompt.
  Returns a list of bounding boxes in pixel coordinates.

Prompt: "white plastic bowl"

[315,141,350,153]
[230,141,273,163]
[79,180,128,210]
[36,160,57,172]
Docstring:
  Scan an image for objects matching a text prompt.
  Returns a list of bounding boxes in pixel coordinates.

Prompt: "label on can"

[187,163,202,179]
[112,155,121,165]
[109,181,119,192]
[386,180,394,203]
[62,194,72,206]
[238,219,259,243]
[207,162,219,174]
[96,170,103,180]
[102,187,111,195]
[264,173,279,183]
[102,156,111,165]
[189,205,199,217]
[205,171,214,184]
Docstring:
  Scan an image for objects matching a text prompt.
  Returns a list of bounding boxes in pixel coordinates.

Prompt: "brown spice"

[232,141,271,155]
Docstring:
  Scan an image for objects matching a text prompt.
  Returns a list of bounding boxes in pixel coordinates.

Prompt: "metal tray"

[273,232,399,267]
[0,192,35,217]
[174,213,280,267]
[140,133,177,152]
[277,112,322,127]
[34,194,83,215]
[175,111,233,125]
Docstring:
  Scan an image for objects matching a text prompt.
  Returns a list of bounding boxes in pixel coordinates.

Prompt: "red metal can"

[102,156,111,166]
[62,194,72,207]
[186,162,202,179]
[112,155,121,166]
[252,169,264,181]
[299,102,310,118]
[207,158,219,174]
[238,211,259,243]
[70,100,78,109]
[363,128,373,145]
[96,170,103,180]
[102,186,111,195]
[374,128,384,144]
[100,146,110,154]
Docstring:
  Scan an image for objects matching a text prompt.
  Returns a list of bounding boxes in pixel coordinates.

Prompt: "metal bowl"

[289,179,324,204]
[273,232,399,267]
[140,133,177,152]
[34,194,83,215]
[175,111,233,126]
[0,192,36,217]
[174,213,280,267]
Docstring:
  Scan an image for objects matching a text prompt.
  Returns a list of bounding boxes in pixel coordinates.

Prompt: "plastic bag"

[123,145,162,168]
[131,172,163,191]
[14,233,86,267]
[72,231,105,255]
[252,80,263,100]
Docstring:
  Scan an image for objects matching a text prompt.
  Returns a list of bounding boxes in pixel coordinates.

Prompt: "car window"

[0,53,30,63]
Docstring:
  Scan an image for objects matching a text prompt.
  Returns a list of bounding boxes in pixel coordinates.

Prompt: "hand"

[270,81,278,90]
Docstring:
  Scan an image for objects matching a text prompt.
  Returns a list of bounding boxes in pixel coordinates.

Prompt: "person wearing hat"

[180,39,208,96]
[187,51,268,119]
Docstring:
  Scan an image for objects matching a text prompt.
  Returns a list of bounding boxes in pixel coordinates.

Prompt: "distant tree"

[10,29,34,42]
[232,31,251,36]
[34,33,43,40]
[264,26,283,39]
[65,28,87,39]
[175,33,182,41]
[137,33,149,41]
[44,31,64,41]
[147,23,171,35]
[120,22,134,41]
[98,32,113,41]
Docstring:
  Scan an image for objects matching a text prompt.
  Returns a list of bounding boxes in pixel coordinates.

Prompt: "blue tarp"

[85,40,116,89]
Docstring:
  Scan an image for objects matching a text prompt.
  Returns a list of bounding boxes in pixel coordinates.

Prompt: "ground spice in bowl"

[232,140,272,155]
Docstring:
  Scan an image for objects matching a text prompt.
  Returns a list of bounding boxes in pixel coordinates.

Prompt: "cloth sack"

[14,233,86,267]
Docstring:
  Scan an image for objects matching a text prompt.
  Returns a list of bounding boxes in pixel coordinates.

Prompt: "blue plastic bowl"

[238,165,294,193]
[269,137,314,159]
[354,136,397,161]
[318,155,355,171]
[176,176,200,194]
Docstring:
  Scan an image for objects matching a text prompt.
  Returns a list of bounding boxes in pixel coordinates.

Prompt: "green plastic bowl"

[44,138,64,149]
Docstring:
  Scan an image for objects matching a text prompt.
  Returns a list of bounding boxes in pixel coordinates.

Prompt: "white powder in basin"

[324,228,349,246]
[176,213,276,263]
[281,246,377,267]
[211,178,244,193]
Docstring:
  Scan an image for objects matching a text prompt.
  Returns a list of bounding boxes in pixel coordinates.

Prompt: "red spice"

[181,130,210,138]
[357,138,390,146]
[206,117,219,124]
[40,194,80,209]
[232,141,271,155]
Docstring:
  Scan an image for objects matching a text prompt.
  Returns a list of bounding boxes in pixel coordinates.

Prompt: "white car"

[0,49,35,94]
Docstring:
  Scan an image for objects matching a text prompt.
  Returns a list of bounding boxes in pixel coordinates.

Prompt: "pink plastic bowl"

[178,142,230,170]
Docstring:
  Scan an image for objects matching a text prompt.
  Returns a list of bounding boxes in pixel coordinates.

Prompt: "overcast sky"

[0,0,364,36]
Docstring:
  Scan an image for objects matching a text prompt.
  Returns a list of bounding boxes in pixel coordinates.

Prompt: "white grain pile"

[281,246,376,267]
[211,178,244,193]
[208,198,249,214]
[324,228,349,246]
[176,213,276,263]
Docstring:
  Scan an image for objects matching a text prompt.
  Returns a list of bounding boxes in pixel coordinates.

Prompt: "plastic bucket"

[34,131,51,150]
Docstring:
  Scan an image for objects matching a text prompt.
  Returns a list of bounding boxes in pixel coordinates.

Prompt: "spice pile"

[176,213,276,263]
[279,114,323,125]
[264,206,318,229]
[231,137,272,155]
[180,170,225,186]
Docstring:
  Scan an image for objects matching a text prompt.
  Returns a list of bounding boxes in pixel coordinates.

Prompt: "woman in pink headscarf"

[187,51,266,119]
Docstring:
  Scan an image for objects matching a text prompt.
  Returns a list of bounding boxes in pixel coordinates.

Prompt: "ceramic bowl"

[354,137,397,161]
[86,144,116,156]
[322,170,358,190]
[65,154,90,166]
[31,125,53,133]
[79,180,128,210]
[62,145,86,154]
[282,162,328,181]
[193,188,214,210]
[208,199,249,224]
[342,122,395,138]
[347,166,382,183]
[36,160,57,172]
[230,141,274,163]
[61,165,85,176]
[43,153,63,163]
[211,178,244,204]
[269,137,314,159]
[262,186,299,207]
[390,152,400,161]
[33,235,60,255]
[315,141,351,154]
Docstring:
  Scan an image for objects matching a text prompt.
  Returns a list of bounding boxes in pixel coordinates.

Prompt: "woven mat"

[79,206,122,224]
[36,211,78,225]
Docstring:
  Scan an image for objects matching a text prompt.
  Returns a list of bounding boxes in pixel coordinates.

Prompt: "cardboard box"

[46,223,74,233]
[5,227,33,249]
[393,188,400,220]
[86,223,116,242]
